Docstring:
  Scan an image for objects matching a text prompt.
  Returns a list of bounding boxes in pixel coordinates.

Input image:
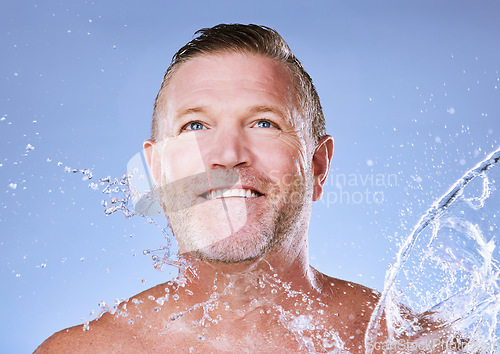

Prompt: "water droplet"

[154,297,163,306]
[9,183,17,190]
[104,206,116,215]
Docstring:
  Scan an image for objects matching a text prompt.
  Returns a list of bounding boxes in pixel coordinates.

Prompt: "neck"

[174,233,319,308]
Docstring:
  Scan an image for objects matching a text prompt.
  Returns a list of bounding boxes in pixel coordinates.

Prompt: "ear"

[312,135,334,201]
[143,139,160,184]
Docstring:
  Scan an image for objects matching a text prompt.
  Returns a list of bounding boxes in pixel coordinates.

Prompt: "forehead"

[161,52,298,118]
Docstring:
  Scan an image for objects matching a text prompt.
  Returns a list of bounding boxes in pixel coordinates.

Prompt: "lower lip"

[201,195,264,201]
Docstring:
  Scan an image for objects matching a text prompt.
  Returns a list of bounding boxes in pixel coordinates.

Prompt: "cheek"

[158,135,206,181]
[255,129,309,167]
[253,137,304,183]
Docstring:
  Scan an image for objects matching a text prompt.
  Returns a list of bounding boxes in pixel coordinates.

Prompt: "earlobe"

[143,139,160,184]
[312,135,334,201]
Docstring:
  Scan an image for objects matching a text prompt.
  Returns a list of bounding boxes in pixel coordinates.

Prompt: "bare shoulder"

[35,317,146,353]
[35,283,173,353]
[314,269,380,308]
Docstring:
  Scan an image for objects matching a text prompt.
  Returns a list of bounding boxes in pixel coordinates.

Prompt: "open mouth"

[201,188,264,200]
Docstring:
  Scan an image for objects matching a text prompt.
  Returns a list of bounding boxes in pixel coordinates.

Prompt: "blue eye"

[186,121,205,130]
[256,120,272,128]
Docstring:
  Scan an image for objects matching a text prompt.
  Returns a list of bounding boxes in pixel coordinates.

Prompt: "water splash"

[366,147,500,353]
[63,163,175,271]
[62,164,345,350]
[64,148,500,351]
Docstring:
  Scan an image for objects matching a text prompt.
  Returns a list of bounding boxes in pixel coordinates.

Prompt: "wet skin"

[36,53,390,353]
[36,271,380,353]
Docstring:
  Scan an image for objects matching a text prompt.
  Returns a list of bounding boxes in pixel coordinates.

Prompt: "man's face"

[145,52,315,262]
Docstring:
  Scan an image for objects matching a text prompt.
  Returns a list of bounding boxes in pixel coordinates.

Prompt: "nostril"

[206,136,251,170]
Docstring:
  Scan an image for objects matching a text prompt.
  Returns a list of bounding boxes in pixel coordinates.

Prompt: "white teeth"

[205,188,260,200]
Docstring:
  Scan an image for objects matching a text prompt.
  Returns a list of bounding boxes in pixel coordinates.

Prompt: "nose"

[205,125,251,169]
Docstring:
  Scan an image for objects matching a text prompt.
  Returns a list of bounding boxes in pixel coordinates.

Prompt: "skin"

[36,53,387,353]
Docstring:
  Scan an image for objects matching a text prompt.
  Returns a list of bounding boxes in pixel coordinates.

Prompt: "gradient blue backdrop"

[1,1,499,352]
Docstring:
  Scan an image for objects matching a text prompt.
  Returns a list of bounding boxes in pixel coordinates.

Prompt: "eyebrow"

[248,105,288,120]
[177,106,208,119]
[176,104,291,124]
[250,105,294,128]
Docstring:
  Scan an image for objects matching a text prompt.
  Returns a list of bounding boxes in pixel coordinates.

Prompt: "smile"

[202,188,262,200]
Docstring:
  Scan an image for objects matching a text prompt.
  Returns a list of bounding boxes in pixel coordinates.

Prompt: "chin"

[179,220,279,263]
[193,232,272,263]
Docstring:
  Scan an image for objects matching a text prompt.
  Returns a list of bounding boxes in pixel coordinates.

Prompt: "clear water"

[68,148,500,352]
[366,148,500,353]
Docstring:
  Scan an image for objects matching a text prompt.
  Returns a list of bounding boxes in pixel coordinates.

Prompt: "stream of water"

[366,147,500,353]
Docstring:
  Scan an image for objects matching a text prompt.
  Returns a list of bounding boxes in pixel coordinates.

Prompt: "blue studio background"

[1,1,499,352]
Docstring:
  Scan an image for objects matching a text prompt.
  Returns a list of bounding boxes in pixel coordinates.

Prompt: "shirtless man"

[37,24,385,353]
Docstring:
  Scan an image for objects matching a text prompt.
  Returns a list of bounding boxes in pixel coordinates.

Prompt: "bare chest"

[128,304,366,353]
